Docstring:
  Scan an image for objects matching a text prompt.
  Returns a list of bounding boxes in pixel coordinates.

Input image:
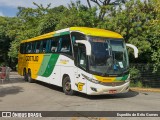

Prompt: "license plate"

[109,90,117,94]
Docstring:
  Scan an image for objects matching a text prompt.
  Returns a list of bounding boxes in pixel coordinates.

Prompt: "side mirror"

[75,40,91,56]
[126,43,138,58]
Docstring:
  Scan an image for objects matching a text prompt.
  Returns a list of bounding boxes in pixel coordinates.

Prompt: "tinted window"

[57,35,72,55]
[26,42,32,53]
[50,38,59,52]
[20,44,24,54]
[31,42,36,53]
[42,40,47,53]
[45,39,51,53]
[35,41,41,53]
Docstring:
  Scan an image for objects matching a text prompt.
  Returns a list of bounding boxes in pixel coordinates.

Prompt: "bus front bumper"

[87,81,130,95]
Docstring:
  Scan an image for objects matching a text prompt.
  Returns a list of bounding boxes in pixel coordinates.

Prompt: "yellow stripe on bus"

[70,27,123,38]
[93,75,116,82]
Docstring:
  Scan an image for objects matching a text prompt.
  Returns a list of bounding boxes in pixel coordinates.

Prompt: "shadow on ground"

[35,80,63,93]
[0,86,24,97]
[35,81,139,100]
[76,90,139,100]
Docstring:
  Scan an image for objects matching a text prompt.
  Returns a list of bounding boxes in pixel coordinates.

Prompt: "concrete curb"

[130,87,160,93]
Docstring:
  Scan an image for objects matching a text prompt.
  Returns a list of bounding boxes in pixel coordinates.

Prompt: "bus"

[18,27,138,95]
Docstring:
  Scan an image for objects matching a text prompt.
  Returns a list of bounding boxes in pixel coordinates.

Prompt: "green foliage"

[8,40,20,58]
[38,5,67,34]
[98,0,160,72]
[0,17,19,64]
[129,67,141,80]
[56,1,98,30]
[130,81,143,88]
[0,0,159,72]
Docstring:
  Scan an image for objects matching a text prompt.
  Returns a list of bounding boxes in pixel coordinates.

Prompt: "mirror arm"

[126,43,138,58]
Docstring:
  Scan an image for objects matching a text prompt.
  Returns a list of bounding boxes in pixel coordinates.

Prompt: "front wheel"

[62,76,75,95]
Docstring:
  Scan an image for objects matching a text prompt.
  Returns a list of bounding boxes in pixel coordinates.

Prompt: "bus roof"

[21,27,123,43]
[70,27,123,38]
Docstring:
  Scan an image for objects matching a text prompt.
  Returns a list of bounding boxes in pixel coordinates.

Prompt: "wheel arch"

[23,68,27,76]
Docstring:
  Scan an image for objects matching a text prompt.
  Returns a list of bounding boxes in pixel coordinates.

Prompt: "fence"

[130,63,160,88]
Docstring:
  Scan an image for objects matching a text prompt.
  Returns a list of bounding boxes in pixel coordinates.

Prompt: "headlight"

[82,74,100,84]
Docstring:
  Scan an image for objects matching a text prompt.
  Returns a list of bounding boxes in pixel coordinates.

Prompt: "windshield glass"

[88,36,129,76]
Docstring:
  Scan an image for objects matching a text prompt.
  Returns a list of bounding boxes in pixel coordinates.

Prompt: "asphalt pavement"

[0,72,159,120]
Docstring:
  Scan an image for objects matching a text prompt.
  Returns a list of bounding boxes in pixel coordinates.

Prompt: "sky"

[0,0,88,17]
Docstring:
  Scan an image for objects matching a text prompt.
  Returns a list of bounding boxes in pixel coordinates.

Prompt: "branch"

[90,0,101,7]
[106,0,111,4]
[87,0,91,8]
[99,0,104,4]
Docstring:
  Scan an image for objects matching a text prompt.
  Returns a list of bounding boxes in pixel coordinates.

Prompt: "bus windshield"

[88,36,129,76]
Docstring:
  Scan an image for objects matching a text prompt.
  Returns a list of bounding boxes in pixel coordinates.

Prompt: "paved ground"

[0,72,160,120]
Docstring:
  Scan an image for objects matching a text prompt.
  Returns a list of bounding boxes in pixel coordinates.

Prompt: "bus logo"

[77,82,85,91]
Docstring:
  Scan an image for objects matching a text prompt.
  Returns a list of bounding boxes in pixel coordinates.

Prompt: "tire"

[62,76,75,95]
[23,69,28,81]
[28,70,34,83]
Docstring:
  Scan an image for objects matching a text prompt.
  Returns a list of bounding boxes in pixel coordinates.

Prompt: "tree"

[2,0,159,72]
[147,0,160,72]
[38,5,67,34]
[0,17,22,65]
[8,4,52,60]
[98,0,160,72]
[86,0,126,20]
[0,17,9,64]
[56,1,98,29]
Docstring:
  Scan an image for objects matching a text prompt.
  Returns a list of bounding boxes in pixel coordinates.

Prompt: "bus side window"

[35,41,41,53]
[28,42,32,53]
[31,41,36,53]
[46,39,51,53]
[51,38,58,53]
[23,43,26,54]
[58,35,72,55]
[20,44,24,54]
[41,40,47,53]
[25,43,28,53]
[26,42,32,53]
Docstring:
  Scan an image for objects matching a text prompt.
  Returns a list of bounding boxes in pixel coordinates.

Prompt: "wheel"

[62,76,75,95]
[27,70,34,83]
[23,69,28,81]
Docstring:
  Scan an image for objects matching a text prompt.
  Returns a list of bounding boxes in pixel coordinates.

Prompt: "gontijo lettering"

[26,56,38,62]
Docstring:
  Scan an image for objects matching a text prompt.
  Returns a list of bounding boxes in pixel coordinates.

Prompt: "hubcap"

[65,82,71,91]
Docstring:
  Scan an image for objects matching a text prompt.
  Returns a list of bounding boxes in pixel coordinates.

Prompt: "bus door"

[74,44,87,93]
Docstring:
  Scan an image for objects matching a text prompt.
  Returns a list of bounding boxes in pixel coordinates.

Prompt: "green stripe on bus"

[54,31,70,37]
[115,74,129,81]
[121,74,129,80]
[115,77,122,81]
[38,54,52,76]
[42,54,59,77]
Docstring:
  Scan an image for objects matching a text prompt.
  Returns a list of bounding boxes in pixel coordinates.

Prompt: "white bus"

[18,27,138,95]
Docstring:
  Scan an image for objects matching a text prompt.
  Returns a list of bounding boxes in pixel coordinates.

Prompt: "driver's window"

[78,44,87,70]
